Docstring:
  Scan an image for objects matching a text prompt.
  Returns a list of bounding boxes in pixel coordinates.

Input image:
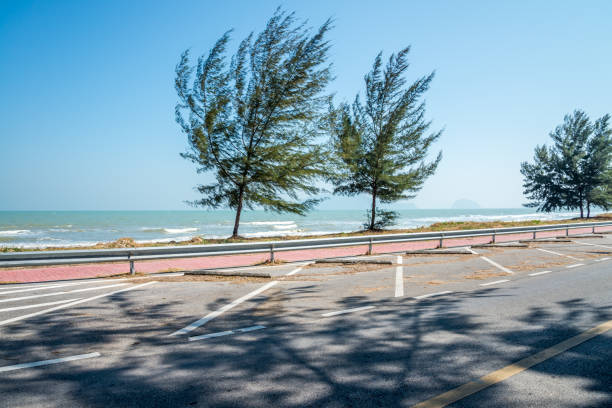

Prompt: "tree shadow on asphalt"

[1,283,610,407]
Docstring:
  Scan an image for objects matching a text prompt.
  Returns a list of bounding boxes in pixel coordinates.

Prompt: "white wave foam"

[272,223,298,230]
[244,221,296,226]
[242,229,335,238]
[0,229,31,236]
[164,227,198,234]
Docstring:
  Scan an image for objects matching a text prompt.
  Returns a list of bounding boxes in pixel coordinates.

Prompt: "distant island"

[451,199,480,209]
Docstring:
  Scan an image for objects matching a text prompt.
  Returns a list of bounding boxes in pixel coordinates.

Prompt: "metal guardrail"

[1,221,611,274]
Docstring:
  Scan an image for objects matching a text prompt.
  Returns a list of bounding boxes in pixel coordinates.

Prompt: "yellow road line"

[412,319,612,408]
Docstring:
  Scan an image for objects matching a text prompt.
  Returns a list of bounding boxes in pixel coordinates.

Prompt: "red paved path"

[1,226,609,283]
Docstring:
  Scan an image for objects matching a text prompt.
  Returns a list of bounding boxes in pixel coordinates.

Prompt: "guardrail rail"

[1,221,611,274]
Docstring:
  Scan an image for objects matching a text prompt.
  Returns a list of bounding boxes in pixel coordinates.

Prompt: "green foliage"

[175,9,333,237]
[521,110,612,218]
[328,47,442,230]
[362,209,398,231]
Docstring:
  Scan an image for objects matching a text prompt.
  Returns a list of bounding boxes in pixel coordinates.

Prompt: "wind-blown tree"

[328,47,442,231]
[521,110,612,218]
[175,10,333,238]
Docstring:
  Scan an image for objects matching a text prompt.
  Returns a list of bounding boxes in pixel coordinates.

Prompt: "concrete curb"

[563,235,604,239]
[472,243,529,248]
[405,249,474,255]
[315,259,393,265]
[185,270,272,278]
[520,239,572,243]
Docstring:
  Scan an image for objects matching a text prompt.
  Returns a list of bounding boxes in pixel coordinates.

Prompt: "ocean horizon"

[0,208,598,249]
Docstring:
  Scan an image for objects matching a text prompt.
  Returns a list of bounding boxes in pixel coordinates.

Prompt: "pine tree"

[175,9,333,238]
[521,110,612,218]
[328,47,442,231]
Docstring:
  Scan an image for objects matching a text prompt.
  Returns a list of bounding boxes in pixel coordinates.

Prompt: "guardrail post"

[566,226,569,237]
[532,229,536,240]
[592,226,595,233]
[128,254,135,275]
[492,230,496,243]
[368,238,373,255]
[439,233,444,248]
[270,244,275,263]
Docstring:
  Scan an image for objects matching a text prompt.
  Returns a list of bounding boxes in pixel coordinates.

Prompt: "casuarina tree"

[175,9,333,238]
[521,110,612,218]
[328,47,442,231]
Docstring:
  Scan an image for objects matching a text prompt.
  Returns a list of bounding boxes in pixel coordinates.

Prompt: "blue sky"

[1,0,610,210]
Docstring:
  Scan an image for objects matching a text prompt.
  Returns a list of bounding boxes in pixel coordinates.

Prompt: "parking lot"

[1,235,611,407]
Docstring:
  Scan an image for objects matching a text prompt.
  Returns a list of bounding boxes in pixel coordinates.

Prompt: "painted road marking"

[479,279,510,287]
[600,257,610,261]
[566,263,584,269]
[0,298,83,313]
[573,241,612,250]
[466,247,479,255]
[411,319,612,408]
[529,270,552,276]
[170,266,305,337]
[0,281,156,328]
[321,305,375,317]
[414,291,453,300]
[188,325,266,342]
[0,283,129,304]
[395,255,404,297]
[0,352,101,373]
[0,278,131,293]
[0,282,87,296]
[480,256,514,274]
[285,264,310,276]
[536,248,582,261]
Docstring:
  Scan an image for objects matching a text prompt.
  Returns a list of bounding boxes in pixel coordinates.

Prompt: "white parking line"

[536,248,582,261]
[395,256,404,297]
[321,305,375,317]
[466,247,479,255]
[566,263,585,269]
[414,291,453,300]
[573,241,612,250]
[0,352,101,373]
[188,325,266,342]
[529,270,552,276]
[480,256,514,274]
[0,282,86,296]
[0,298,82,313]
[479,279,510,287]
[170,266,305,337]
[0,283,129,304]
[0,278,130,294]
[0,281,156,328]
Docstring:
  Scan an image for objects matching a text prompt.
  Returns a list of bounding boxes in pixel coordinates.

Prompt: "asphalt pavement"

[0,236,610,407]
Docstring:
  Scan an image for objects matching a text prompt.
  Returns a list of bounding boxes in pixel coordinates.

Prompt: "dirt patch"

[350,285,392,295]
[464,269,510,280]
[119,274,271,284]
[304,262,389,274]
[426,280,446,285]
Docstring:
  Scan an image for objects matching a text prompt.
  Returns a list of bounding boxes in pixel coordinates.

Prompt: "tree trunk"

[232,187,245,238]
[369,189,377,230]
[579,202,584,219]
[587,201,591,219]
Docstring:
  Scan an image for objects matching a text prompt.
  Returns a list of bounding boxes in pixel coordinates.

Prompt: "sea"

[0,208,593,249]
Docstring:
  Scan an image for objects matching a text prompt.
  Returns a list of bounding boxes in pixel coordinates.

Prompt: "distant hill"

[451,199,480,209]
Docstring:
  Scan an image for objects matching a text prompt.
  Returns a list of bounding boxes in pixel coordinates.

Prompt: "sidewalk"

[1,226,607,283]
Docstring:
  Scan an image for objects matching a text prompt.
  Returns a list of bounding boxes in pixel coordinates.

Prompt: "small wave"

[0,229,31,236]
[272,223,298,230]
[242,229,335,238]
[164,227,198,234]
[141,227,199,234]
[244,221,296,226]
